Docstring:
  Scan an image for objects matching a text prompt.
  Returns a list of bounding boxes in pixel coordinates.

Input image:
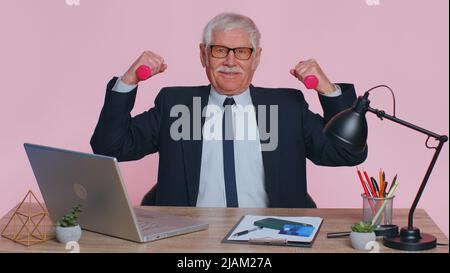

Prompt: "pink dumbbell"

[298,61,319,89]
[303,75,319,90]
[135,65,152,81]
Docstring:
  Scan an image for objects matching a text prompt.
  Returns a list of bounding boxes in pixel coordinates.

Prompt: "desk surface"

[0,205,448,253]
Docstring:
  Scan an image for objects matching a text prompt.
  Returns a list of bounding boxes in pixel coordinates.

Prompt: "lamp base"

[383,227,436,251]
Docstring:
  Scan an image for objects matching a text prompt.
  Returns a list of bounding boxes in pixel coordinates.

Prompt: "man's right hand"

[121,51,168,85]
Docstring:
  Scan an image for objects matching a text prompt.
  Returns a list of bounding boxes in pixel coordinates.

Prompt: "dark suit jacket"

[90,77,367,208]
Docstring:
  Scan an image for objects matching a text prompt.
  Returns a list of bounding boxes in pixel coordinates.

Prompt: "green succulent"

[56,204,82,227]
[351,221,376,233]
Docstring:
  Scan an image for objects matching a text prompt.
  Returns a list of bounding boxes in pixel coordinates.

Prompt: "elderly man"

[91,13,367,208]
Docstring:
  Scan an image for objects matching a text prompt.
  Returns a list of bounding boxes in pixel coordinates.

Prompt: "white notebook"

[223,215,323,247]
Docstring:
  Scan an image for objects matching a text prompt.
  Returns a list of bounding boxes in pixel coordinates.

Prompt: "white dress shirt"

[196,86,268,208]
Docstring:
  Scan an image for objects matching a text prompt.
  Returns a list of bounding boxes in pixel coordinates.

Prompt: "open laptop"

[23,143,208,243]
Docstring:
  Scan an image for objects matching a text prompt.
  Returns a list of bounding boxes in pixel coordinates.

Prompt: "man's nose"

[223,50,237,66]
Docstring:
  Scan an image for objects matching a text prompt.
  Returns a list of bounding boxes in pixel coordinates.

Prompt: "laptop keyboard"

[134,208,165,232]
[137,220,162,231]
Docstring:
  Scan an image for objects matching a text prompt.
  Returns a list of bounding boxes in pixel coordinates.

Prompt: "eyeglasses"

[209,45,254,60]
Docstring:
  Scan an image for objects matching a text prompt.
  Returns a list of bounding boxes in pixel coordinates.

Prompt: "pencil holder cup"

[361,194,394,227]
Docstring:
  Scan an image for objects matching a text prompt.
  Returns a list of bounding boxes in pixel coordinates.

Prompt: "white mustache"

[216,66,244,74]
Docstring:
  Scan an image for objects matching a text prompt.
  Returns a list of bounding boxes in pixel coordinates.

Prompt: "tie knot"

[223,97,235,107]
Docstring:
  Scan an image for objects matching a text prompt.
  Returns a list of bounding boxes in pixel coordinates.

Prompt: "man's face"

[200,28,261,96]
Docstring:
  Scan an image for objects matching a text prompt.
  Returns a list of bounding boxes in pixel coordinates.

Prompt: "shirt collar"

[209,85,252,107]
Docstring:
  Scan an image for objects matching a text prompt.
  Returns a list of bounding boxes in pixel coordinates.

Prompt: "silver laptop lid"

[23,143,142,242]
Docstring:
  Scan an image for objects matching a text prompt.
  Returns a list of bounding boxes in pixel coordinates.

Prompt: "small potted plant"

[55,204,82,244]
[350,221,376,250]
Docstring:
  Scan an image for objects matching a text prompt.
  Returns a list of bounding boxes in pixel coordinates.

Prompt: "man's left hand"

[290,59,336,95]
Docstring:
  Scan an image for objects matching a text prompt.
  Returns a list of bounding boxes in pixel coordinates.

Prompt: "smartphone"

[253,218,312,230]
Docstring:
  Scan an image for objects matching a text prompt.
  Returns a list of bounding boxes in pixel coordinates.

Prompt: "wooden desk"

[0,205,448,253]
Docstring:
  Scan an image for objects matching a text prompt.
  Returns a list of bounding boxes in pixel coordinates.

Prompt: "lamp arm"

[367,106,448,229]
[367,107,447,141]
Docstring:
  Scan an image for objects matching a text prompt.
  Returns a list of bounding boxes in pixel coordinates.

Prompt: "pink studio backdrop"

[0,0,448,237]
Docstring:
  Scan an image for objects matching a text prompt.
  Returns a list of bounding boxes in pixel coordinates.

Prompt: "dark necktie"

[222,97,238,207]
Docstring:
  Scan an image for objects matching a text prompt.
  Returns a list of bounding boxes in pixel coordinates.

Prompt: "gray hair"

[202,12,261,49]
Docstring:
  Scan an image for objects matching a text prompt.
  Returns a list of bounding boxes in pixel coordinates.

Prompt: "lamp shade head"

[323,95,370,153]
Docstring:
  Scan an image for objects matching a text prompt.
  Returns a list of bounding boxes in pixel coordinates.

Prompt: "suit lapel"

[250,85,281,207]
[181,85,210,206]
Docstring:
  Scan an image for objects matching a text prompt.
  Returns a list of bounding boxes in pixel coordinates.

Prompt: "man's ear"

[199,43,207,68]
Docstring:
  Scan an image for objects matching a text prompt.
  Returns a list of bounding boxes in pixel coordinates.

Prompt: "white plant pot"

[350,231,376,250]
[56,225,82,244]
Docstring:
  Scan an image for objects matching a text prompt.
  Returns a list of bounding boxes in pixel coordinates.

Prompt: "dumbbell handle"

[135,65,152,81]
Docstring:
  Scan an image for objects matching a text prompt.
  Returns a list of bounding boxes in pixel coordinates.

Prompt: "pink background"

[1,0,448,237]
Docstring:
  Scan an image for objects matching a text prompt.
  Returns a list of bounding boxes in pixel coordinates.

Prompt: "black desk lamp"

[323,85,448,251]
